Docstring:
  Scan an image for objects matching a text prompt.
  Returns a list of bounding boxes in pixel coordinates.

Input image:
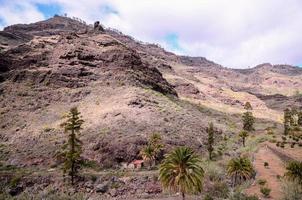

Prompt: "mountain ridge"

[0,15,301,170]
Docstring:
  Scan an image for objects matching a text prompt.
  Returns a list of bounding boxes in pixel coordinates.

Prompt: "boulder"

[95,181,109,193]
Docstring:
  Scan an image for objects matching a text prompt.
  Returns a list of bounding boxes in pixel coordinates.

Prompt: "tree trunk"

[243,137,245,147]
[182,192,185,200]
[71,130,75,185]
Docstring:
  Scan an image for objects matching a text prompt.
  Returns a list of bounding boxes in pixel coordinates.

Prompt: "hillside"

[0,16,302,199]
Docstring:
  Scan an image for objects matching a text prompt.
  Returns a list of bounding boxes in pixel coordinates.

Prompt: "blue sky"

[36,3,61,18]
[1,0,302,68]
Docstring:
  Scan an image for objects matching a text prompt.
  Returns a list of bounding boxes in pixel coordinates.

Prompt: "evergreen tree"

[290,108,298,126]
[284,108,292,135]
[239,130,249,147]
[298,111,302,127]
[206,122,215,160]
[242,102,255,132]
[60,107,84,185]
[244,102,253,110]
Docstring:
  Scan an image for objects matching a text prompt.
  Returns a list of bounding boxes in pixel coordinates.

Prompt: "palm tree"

[239,130,249,147]
[159,147,204,200]
[149,133,164,160]
[140,145,155,169]
[284,161,302,184]
[227,156,254,187]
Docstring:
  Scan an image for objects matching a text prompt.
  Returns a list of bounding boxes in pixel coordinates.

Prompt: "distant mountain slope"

[0,16,301,169]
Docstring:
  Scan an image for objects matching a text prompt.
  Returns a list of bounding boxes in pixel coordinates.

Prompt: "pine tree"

[244,102,253,110]
[239,130,249,147]
[284,108,292,135]
[206,122,215,160]
[242,102,255,132]
[60,107,84,185]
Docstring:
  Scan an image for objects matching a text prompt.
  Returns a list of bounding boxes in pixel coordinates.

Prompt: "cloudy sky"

[0,0,302,68]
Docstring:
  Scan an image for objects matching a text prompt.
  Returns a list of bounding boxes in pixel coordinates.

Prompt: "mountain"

[0,16,302,198]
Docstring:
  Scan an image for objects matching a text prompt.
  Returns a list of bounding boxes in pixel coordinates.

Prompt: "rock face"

[0,16,301,171]
[0,31,176,96]
[93,21,105,32]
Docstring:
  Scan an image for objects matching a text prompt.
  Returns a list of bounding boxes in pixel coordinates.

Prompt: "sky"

[0,0,302,68]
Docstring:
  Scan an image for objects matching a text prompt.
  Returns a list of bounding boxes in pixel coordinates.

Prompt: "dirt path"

[246,143,286,199]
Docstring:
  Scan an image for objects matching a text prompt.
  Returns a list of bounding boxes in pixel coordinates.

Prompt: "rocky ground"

[1,16,302,199]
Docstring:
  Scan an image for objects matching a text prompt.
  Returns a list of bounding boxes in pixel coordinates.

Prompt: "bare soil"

[246,142,286,199]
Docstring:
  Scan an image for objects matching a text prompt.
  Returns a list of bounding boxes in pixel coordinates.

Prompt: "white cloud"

[0,0,44,29]
[1,0,302,68]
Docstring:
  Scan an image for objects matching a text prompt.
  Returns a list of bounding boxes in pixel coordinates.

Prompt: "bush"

[264,162,269,168]
[282,136,287,141]
[204,194,214,200]
[258,179,267,186]
[229,192,259,200]
[282,180,302,200]
[267,129,274,135]
[207,181,229,199]
[260,186,271,197]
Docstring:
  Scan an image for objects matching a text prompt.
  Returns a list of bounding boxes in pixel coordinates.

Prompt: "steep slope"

[0,16,301,170]
[0,16,239,169]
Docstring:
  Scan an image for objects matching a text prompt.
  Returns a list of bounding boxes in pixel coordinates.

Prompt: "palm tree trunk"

[243,137,245,147]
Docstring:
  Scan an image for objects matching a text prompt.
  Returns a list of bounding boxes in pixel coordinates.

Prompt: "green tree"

[242,102,255,132]
[140,145,155,169]
[227,156,255,187]
[284,161,302,185]
[239,130,249,147]
[159,147,204,200]
[60,107,84,185]
[140,133,164,168]
[298,111,302,127]
[284,108,292,135]
[206,122,215,160]
[149,133,164,161]
[244,102,253,110]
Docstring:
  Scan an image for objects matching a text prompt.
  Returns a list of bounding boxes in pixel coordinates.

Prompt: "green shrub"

[43,126,53,132]
[260,186,271,197]
[267,129,274,135]
[258,179,267,186]
[229,192,259,200]
[207,181,229,199]
[9,175,22,187]
[204,194,214,200]
[282,180,302,200]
